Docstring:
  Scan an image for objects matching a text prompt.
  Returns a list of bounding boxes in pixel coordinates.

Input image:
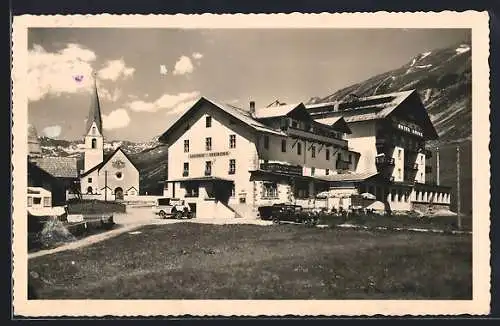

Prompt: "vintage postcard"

[12,12,491,317]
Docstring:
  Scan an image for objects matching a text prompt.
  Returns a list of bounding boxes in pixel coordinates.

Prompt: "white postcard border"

[12,11,491,316]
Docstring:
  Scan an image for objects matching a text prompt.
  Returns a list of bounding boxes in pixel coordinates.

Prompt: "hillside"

[308,41,472,213]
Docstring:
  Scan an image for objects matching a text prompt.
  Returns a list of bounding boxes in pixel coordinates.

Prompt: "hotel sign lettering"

[396,123,423,137]
[188,151,230,159]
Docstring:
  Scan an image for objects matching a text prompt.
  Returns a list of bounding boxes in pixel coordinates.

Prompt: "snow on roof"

[253,103,302,119]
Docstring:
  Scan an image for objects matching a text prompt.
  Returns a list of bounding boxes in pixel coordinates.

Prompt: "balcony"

[336,160,351,170]
[260,163,303,176]
[285,126,348,148]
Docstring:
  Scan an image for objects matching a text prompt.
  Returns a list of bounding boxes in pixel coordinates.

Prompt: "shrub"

[67,199,126,214]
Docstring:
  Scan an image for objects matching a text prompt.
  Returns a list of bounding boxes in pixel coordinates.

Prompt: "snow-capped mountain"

[307,41,472,144]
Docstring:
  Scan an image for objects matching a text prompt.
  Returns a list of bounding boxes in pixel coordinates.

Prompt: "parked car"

[258,203,319,226]
[152,198,193,219]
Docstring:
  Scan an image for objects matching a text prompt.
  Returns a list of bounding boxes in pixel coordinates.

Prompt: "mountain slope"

[308,42,472,143]
[307,41,472,213]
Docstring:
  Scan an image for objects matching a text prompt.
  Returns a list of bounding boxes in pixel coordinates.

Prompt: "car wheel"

[159,210,167,219]
[174,211,183,219]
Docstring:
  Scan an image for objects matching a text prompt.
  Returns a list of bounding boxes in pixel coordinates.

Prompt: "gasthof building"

[159,89,451,219]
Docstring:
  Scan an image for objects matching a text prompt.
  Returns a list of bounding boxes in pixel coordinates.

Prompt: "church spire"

[86,71,103,135]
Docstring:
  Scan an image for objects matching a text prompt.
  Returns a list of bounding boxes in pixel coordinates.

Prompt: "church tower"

[84,74,104,172]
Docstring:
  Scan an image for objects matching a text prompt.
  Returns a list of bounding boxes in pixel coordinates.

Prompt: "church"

[79,77,140,200]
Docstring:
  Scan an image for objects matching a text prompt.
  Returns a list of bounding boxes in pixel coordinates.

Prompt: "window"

[291,120,298,128]
[420,172,423,180]
[115,172,123,180]
[229,134,236,148]
[33,197,41,205]
[398,149,402,159]
[326,169,330,175]
[421,155,424,163]
[88,177,92,183]
[311,167,315,176]
[326,148,330,160]
[262,182,278,198]
[311,145,316,158]
[184,140,189,153]
[348,154,352,162]
[43,197,51,207]
[398,168,402,179]
[231,184,236,197]
[229,159,236,174]
[87,186,93,194]
[280,118,289,130]
[297,142,302,155]
[206,116,212,128]
[92,126,96,135]
[185,185,199,197]
[91,138,97,149]
[281,139,287,152]
[183,162,189,177]
[27,197,33,207]
[205,161,212,176]
[264,136,269,149]
[205,137,212,151]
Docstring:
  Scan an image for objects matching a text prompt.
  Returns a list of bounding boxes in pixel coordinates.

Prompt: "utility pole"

[436,147,440,186]
[456,145,461,230]
[105,170,108,202]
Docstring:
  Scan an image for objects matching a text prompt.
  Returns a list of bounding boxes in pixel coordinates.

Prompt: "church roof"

[85,76,103,135]
[80,147,138,177]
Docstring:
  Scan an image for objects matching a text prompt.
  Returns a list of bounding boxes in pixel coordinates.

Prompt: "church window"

[115,172,123,180]
[91,138,97,149]
[87,186,93,194]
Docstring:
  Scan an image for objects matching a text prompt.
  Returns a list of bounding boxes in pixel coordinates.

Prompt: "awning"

[166,176,234,183]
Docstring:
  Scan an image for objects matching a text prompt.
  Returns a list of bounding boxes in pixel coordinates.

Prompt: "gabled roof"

[305,89,438,140]
[85,76,103,135]
[254,103,305,119]
[80,147,138,177]
[30,157,78,179]
[314,116,352,134]
[158,97,287,143]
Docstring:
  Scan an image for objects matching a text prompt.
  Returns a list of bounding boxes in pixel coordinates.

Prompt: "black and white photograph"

[12,12,490,316]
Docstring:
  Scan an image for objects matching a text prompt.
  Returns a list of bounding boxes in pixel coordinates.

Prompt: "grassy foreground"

[28,223,472,299]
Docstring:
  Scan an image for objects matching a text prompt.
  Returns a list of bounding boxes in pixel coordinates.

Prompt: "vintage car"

[152,197,193,219]
[258,203,319,226]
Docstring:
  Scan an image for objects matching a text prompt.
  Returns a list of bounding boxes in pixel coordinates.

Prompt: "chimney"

[249,101,256,116]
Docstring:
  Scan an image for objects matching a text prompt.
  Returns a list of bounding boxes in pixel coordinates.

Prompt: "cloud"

[168,98,199,115]
[102,109,131,130]
[127,91,200,113]
[42,125,62,138]
[98,59,135,81]
[100,88,122,102]
[28,43,97,102]
[192,52,203,60]
[173,56,194,75]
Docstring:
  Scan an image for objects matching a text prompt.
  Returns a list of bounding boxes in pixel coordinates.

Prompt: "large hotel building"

[159,89,451,219]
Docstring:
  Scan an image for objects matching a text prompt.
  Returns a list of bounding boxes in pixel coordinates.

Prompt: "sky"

[27,28,470,142]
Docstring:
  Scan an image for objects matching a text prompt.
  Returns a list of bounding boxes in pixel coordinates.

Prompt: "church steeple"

[86,72,103,135]
[83,72,104,172]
